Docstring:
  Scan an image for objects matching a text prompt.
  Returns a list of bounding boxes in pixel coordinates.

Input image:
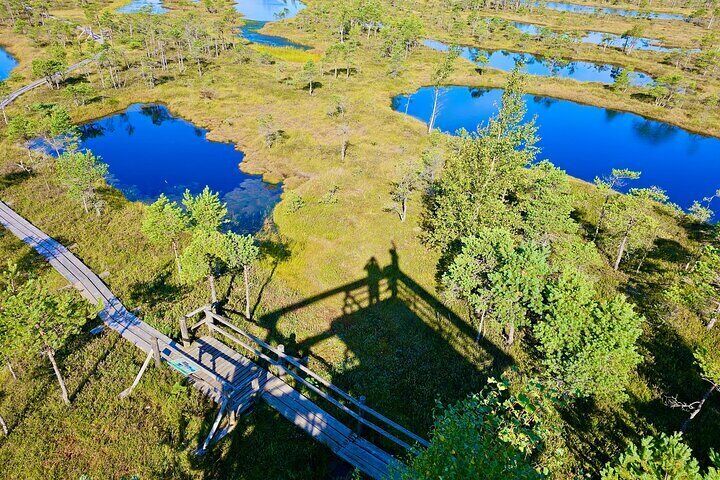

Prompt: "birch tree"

[427,45,460,133]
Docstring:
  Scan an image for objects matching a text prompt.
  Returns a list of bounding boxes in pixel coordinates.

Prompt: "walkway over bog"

[0,200,427,479]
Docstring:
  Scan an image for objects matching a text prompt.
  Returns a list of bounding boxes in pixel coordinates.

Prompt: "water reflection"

[233,0,306,21]
[0,47,18,80]
[117,0,167,14]
[75,104,281,233]
[538,1,687,20]
[240,20,310,49]
[424,39,653,86]
[512,21,681,53]
[392,87,720,209]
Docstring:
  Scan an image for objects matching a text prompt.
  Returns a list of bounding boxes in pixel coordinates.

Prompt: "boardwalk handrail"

[186,307,430,451]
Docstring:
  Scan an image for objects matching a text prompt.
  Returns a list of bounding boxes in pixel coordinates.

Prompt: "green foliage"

[520,161,578,244]
[182,187,228,233]
[142,194,189,248]
[63,82,96,107]
[179,229,228,286]
[142,195,189,273]
[695,346,720,385]
[612,69,633,93]
[603,188,662,271]
[389,166,420,222]
[5,114,37,143]
[31,56,66,87]
[224,232,259,273]
[423,71,538,249]
[443,228,550,345]
[535,271,644,401]
[297,60,320,94]
[54,149,108,215]
[400,376,564,480]
[33,104,79,154]
[285,192,306,213]
[601,434,719,480]
[0,279,89,356]
[430,44,460,88]
[689,201,714,223]
[668,245,720,329]
[381,15,424,75]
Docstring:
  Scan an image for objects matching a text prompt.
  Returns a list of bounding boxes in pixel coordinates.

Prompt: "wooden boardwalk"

[0,56,98,111]
[0,200,423,479]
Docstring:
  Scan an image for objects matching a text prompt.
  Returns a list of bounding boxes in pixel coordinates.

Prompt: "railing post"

[274,344,285,376]
[205,310,214,338]
[356,395,366,435]
[151,336,161,368]
[180,316,190,348]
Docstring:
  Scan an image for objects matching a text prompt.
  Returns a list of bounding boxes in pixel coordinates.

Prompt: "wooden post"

[205,310,215,338]
[275,344,285,375]
[151,337,161,368]
[119,350,153,399]
[180,316,190,348]
[197,400,227,455]
[356,395,366,435]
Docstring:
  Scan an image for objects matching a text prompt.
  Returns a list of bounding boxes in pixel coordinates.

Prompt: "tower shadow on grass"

[249,244,511,435]
[192,245,512,479]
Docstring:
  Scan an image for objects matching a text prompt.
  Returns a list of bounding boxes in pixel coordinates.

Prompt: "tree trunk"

[243,264,251,320]
[475,309,487,343]
[0,413,7,435]
[681,383,717,432]
[614,218,636,271]
[506,323,515,346]
[7,362,17,380]
[341,138,348,161]
[172,240,182,275]
[636,249,650,274]
[707,303,719,330]
[400,197,408,222]
[593,195,610,240]
[428,87,440,133]
[208,273,217,304]
[47,350,70,405]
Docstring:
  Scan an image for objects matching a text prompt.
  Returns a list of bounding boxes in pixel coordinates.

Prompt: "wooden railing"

[182,306,430,451]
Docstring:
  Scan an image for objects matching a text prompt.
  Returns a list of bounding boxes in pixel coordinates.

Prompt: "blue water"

[117,0,167,13]
[539,1,687,20]
[512,21,677,53]
[0,47,18,81]
[424,39,653,86]
[240,20,310,49]
[76,104,281,233]
[392,87,720,209]
[233,0,306,21]
[235,0,307,47]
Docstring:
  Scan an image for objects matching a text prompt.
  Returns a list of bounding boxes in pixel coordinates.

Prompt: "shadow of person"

[364,257,382,306]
